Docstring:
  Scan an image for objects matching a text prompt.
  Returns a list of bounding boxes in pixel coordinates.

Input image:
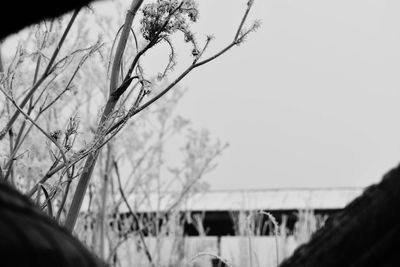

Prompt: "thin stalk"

[7,43,45,183]
[0,9,80,140]
[99,144,112,259]
[55,166,74,222]
[64,0,143,232]
[113,160,155,267]
[0,87,70,178]
[0,44,15,184]
[7,128,15,184]
[259,211,280,266]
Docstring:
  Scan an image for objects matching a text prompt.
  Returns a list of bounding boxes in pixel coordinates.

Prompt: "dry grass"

[86,208,328,266]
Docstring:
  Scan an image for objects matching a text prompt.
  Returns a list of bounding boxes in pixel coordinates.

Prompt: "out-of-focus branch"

[3,41,100,183]
[113,160,155,267]
[107,141,227,259]
[0,9,80,140]
[0,86,71,179]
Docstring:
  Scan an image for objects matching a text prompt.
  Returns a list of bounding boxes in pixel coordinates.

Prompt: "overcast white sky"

[5,0,400,191]
[161,0,400,190]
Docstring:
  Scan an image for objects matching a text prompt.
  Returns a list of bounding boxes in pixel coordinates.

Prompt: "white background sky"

[162,0,400,190]
[5,0,400,191]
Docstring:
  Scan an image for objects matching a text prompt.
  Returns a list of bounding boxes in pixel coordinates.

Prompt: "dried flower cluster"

[140,0,199,48]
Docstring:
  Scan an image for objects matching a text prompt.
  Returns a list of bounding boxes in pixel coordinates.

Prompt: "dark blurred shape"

[0,0,98,41]
[0,182,105,267]
[211,258,228,267]
[280,164,400,267]
[0,1,103,265]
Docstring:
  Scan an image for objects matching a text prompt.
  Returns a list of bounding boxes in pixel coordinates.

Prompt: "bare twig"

[0,9,80,140]
[41,41,103,113]
[40,184,54,218]
[56,164,75,222]
[106,0,257,135]
[259,211,280,265]
[0,86,71,179]
[113,160,155,267]
[107,142,227,259]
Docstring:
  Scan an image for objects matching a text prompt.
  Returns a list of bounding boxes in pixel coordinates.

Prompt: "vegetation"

[0,0,259,265]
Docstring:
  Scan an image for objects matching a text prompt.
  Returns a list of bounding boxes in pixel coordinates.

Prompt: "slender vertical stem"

[1,47,16,184]
[7,129,15,185]
[99,144,112,259]
[114,160,155,267]
[109,0,143,95]
[64,0,143,232]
